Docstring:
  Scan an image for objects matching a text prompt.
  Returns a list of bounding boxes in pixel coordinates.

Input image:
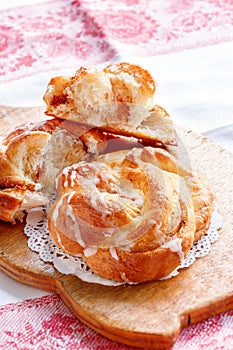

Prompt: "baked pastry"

[1,62,215,284]
[48,146,214,283]
[43,62,177,145]
[0,117,109,223]
[0,116,163,223]
[0,180,48,223]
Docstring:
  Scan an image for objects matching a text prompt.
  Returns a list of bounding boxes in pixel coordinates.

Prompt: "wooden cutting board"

[0,105,233,349]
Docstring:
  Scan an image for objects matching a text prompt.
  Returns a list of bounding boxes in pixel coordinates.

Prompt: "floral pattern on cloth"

[0,0,233,82]
[0,294,233,350]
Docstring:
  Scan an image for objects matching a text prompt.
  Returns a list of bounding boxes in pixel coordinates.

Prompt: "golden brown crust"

[0,176,35,190]
[103,62,156,104]
[48,217,83,255]
[6,131,52,181]
[0,186,47,223]
[0,191,24,223]
[43,62,176,145]
[0,150,19,179]
[191,176,214,241]
[47,146,213,283]
[0,117,110,223]
[43,76,72,119]
[1,115,167,223]
[84,247,181,283]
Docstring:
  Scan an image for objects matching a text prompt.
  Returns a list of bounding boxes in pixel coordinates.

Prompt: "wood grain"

[0,105,233,349]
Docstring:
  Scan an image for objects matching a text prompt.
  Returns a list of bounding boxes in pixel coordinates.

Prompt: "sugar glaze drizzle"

[24,195,222,286]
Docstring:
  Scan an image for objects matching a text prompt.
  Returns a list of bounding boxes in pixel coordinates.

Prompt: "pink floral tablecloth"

[1,294,233,350]
[0,0,233,349]
[1,0,233,83]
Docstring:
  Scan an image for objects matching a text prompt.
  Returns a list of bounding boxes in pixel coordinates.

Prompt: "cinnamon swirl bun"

[48,147,214,283]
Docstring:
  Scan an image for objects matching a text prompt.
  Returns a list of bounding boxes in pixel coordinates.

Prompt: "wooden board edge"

[0,256,178,349]
[58,283,181,349]
[2,251,233,349]
[0,256,58,294]
[0,106,233,349]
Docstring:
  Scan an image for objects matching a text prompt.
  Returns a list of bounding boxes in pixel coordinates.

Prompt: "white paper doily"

[24,194,222,286]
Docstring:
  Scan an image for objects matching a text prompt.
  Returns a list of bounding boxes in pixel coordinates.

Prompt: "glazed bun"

[0,113,160,224]
[48,146,214,283]
[0,118,108,223]
[43,63,176,145]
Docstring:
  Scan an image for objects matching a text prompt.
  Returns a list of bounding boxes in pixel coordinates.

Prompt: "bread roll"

[1,115,162,223]
[43,62,176,145]
[0,117,109,223]
[48,146,214,283]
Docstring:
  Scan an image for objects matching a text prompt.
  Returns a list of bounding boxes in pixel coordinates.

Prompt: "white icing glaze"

[90,191,109,214]
[51,150,185,256]
[55,228,66,250]
[73,221,85,248]
[119,272,130,283]
[105,216,142,249]
[66,207,85,248]
[110,247,119,260]
[161,237,184,261]
[24,197,222,285]
[83,246,98,257]
[52,195,64,223]
[55,176,59,190]
[67,190,76,204]
[70,169,77,188]
[66,203,76,222]
[34,183,42,191]
[118,179,143,206]
[62,167,70,188]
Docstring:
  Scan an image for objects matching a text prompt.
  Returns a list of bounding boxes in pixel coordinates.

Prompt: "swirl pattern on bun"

[48,146,214,283]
